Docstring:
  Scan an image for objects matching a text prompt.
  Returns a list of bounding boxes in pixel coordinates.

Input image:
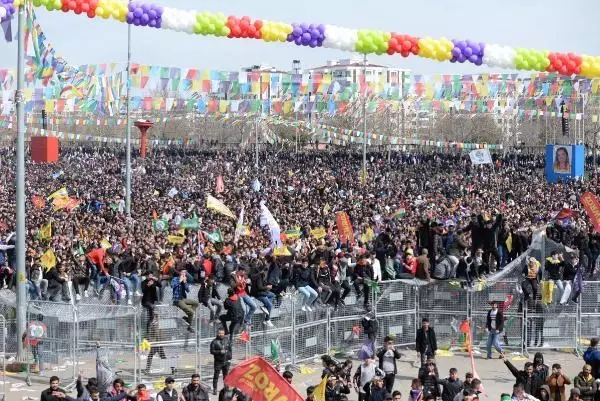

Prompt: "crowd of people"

[1,145,599,400]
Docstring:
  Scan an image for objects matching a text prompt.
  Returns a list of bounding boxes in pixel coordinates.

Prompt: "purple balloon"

[452,47,461,58]
[126,11,134,22]
[471,43,481,55]
[302,32,311,41]
[133,8,143,18]
[310,39,318,47]
[463,47,473,57]
[458,41,467,50]
[148,19,157,27]
[317,24,325,33]
[458,54,467,63]
[469,54,479,63]
[155,19,161,28]
[133,17,141,26]
[294,36,302,46]
[141,14,150,24]
[286,33,294,42]
[474,58,483,66]
[141,4,149,12]
[147,9,157,19]
[300,23,308,31]
[293,26,302,37]
[128,2,137,11]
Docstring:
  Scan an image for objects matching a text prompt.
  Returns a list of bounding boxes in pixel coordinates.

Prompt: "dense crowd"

[1,145,599,401]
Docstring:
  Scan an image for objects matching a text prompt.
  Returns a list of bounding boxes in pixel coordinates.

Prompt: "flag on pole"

[37,222,52,241]
[40,249,57,271]
[260,201,282,248]
[313,376,328,401]
[52,196,70,211]
[270,339,280,362]
[469,149,493,165]
[206,194,236,219]
[234,206,245,245]
[47,186,68,200]
[252,178,261,192]
[391,208,406,219]
[180,214,199,230]
[31,195,46,209]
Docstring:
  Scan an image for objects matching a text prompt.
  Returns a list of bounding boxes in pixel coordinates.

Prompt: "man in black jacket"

[141,273,159,334]
[218,383,247,401]
[156,377,178,401]
[324,375,351,401]
[210,328,232,395]
[376,336,401,392]
[502,356,544,398]
[486,302,505,359]
[415,318,437,366]
[41,376,67,401]
[182,374,210,401]
[198,276,223,324]
[437,368,464,401]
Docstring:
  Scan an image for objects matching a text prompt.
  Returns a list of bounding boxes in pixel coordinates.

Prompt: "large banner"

[544,144,584,183]
[581,192,600,233]
[469,148,492,165]
[335,211,354,244]
[224,357,303,401]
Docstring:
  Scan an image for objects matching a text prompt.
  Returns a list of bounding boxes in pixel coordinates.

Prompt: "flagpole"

[15,0,27,358]
[125,0,132,216]
[362,53,367,177]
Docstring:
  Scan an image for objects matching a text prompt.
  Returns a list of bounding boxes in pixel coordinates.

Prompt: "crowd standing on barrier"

[0,146,598,400]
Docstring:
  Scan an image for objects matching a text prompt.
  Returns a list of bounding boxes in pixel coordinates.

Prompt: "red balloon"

[573,66,581,74]
[388,37,398,49]
[387,48,395,55]
[554,59,563,69]
[87,9,95,18]
[232,25,242,37]
[61,3,69,11]
[567,60,576,70]
[559,65,568,75]
[254,30,262,39]
[254,20,263,29]
[81,3,89,12]
[548,53,556,63]
[546,65,556,73]
[241,16,250,22]
[400,50,410,58]
[240,19,250,29]
[88,0,98,8]
[74,5,82,14]
[402,40,412,51]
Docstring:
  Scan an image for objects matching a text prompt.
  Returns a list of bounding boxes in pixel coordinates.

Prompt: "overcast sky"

[1,0,599,75]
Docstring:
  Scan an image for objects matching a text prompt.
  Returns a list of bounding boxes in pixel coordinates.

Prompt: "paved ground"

[1,349,589,401]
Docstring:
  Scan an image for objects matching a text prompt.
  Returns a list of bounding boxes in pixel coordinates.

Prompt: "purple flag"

[1,17,12,42]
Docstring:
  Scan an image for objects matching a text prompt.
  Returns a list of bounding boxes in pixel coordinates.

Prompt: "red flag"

[554,208,575,220]
[32,195,46,209]
[581,192,600,232]
[335,211,354,245]
[224,357,303,401]
[216,175,225,193]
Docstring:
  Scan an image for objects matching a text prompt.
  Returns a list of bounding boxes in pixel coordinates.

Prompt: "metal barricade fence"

[374,280,417,347]
[140,303,197,382]
[578,281,600,353]
[328,288,368,358]
[26,301,77,388]
[0,315,5,400]
[75,304,138,386]
[418,281,470,349]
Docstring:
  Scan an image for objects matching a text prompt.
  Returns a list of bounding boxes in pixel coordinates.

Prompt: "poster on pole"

[469,149,492,165]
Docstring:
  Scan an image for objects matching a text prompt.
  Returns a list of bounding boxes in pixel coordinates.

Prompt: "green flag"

[181,215,199,231]
[364,279,381,295]
[203,229,222,243]
[270,339,280,362]
[152,218,168,232]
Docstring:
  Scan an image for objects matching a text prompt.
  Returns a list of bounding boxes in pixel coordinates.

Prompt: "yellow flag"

[47,187,68,200]
[52,196,70,211]
[361,227,375,243]
[323,203,330,215]
[506,233,513,253]
[273,246,292,257]
[359,169,368,185]
[167,235,186,245]
[40,249,57,272]
[100,239,112,250]
[38,222,52,241]
[311,227,327,239]
[206,194,236,219]
[313,376,328,401]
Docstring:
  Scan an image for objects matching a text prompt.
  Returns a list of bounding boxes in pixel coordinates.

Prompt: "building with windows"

[309,58,409,85]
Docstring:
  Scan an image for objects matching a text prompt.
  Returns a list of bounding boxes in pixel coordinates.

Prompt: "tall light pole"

[362,54,367,177]
[125,0,132,216]
[15,1,27,358]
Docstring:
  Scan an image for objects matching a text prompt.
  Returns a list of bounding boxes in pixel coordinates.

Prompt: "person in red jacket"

[87,247,109,293]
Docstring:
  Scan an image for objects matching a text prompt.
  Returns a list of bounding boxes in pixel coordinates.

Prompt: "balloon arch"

[1,0,600,78]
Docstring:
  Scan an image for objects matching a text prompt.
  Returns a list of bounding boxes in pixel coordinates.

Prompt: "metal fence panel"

[524,303,578,353]
[0,315,5,399]
[377,312,417,347]
[580,282,600,315]
[419,281,468,313]
[74,304,138,385]
[416,311,467,349]
[294,298,328,364]
[26,301,77,386]
[375,280,417,316]
[138,304,197,381]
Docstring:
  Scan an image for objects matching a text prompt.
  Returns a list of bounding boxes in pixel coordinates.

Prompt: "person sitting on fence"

[521,257,542,302]
[233,265,256,328]
[294,259,319,312]
[220,287,245,340]
[44,263,71,302]
[198,275,223,325]
[414,249,431,281]
[86,246,109,292]
[117,248,141,305]
[249,259,275,328]
[171,269,198,333]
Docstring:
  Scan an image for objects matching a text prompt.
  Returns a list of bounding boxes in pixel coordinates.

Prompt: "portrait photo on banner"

[552,145,572,174]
